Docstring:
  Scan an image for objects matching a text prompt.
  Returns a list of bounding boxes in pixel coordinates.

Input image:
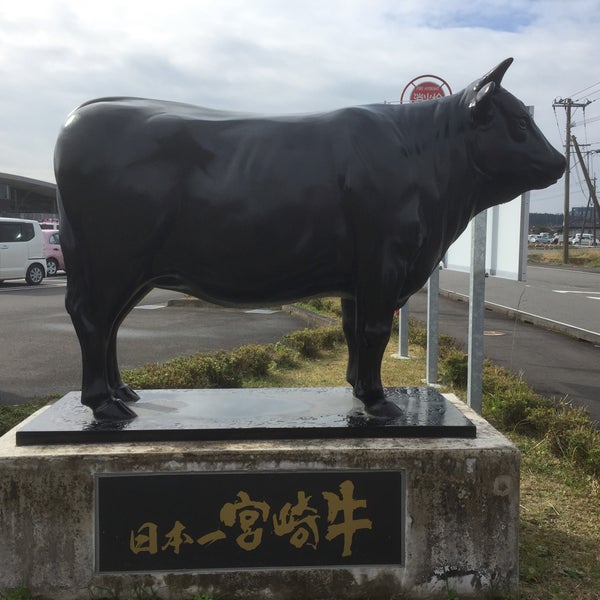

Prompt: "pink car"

[42,230,65,275]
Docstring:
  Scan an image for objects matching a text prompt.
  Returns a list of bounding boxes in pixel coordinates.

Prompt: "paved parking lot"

[0,281,306,405]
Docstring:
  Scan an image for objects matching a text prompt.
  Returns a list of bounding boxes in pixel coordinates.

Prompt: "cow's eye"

[518,117,528,130]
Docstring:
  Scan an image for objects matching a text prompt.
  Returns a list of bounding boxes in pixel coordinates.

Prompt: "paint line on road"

[0,281,67,292]
[553,290,600,295]
[486,301,600,341]
[245,309,279,315]
[439,288,600,345]
[135,304,167,310]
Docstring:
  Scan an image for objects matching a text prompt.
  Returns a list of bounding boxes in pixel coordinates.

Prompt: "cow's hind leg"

[107,285,153,403]
[66,284,137,421]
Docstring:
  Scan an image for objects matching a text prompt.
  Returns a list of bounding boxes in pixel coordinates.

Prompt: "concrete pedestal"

[0,393,519,599]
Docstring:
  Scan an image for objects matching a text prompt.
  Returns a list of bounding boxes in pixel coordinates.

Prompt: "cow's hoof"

[92,398,138,422]
[360,397,404,419]
[114,384,141,403]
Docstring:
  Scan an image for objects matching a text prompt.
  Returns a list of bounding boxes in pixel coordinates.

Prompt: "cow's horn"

[475,57,514,91]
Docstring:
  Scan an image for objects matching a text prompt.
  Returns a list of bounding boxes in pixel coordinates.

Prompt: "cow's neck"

[389,97,486,248]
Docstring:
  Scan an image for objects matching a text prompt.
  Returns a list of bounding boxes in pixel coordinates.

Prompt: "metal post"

[392,301,411,359]
[426,268,439,384]
[467,210,487,413]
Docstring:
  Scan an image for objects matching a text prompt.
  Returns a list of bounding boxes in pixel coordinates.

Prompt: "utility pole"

[553,97,591,263]
[571,135,600,222]
[595,177,598,245]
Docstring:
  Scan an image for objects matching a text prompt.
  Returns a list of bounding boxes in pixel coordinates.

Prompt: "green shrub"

[299,297,342,317]
[205,351,243,388]
[230,344,273,378]
[479,364,600,476]
[439,348,469,388]
[123,352,241,390]
[530,405,600,476]
[271,342,300,368]
[481,363,552,432]
[282,329,321,358]
[437,333,458,359]
[408,317,428,347]
[317,325,345,349]
[282,326,344,358]
[392,315,456,358]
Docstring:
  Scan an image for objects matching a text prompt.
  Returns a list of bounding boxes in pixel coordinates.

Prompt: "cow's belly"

[155,201,354,305]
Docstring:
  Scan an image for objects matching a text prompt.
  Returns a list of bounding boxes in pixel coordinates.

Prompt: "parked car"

[529,233,552,244]
[42,230,65,276]
[571,233,599,246]
[536,233,553,244]
[39,220,59,230]
[0,217,47,284]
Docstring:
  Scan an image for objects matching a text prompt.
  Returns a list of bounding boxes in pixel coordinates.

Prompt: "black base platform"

[15,387,476,446]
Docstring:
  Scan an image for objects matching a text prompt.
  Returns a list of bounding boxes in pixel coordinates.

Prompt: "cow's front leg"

[352,294,402,418]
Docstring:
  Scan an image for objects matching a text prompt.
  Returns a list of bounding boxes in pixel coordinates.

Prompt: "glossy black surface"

[97,471,405,571]
[54,58,565,421]
[16,387,475,445]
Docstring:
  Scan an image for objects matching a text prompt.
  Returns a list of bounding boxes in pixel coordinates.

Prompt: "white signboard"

[444,192,530,281]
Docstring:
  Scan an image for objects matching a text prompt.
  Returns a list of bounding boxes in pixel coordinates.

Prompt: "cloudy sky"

[1,0,599,214]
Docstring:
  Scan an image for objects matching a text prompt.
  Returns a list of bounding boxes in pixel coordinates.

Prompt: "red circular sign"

[410,81,445,103]
[400,75,452,104]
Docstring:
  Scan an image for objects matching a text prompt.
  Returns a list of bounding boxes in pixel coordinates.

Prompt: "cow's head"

[465,58,565,211]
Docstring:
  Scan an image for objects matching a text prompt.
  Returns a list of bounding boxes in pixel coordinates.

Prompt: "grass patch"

[0,398,52,437]
[295,297,343,318]
[528,247,600,268]
[0,586,39,600]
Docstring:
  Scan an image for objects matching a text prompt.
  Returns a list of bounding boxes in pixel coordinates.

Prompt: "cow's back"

[54,98,388,302]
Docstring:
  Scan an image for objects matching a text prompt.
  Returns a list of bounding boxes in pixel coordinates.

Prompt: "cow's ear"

[475,57,513,91]
[469,82,495,126]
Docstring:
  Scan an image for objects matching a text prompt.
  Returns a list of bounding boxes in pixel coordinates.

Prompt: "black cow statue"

[54,58,565,422]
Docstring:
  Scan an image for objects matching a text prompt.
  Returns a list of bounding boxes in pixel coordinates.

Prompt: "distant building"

[529,207,599,234]
[569,204,599,233]
[0,172,57,219]
[528,212,563,228]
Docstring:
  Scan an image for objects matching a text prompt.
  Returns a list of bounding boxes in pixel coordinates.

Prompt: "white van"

[0,217,47,285]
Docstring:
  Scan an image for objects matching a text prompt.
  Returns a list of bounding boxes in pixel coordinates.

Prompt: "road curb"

[281,304,337,328]
[438,288,600,346]
[165,298,336,329]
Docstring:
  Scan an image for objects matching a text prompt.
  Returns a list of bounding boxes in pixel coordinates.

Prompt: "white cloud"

[1,0,599,213]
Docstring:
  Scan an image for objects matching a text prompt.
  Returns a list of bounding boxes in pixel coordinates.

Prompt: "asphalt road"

[409,264,600,423]
[439,265,600,343]
[0,277,306,405]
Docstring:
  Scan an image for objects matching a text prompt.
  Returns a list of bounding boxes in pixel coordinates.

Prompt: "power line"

[582,90,600,102]
[570,80,600,98]
[573,114,600,126]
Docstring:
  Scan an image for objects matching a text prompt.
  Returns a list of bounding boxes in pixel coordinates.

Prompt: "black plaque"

[16,387,476,446]
[96,470,404,573]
